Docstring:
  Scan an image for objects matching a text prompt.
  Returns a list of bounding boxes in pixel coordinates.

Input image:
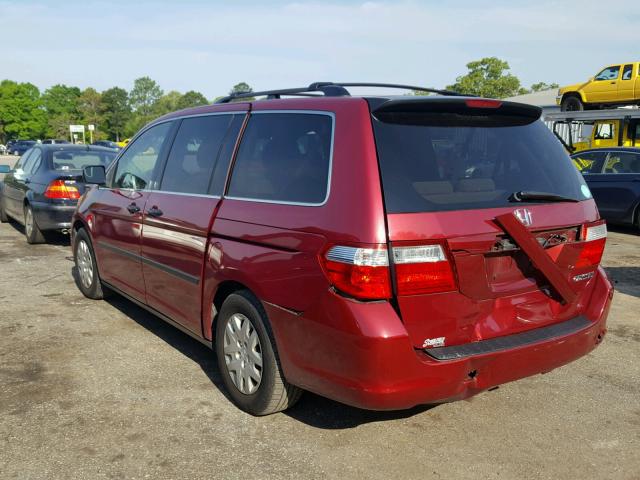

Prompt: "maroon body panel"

[141,192,220,334]
[89,188,150,300]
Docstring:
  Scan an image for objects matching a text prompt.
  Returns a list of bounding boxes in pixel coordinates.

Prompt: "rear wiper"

[509,191,579,203]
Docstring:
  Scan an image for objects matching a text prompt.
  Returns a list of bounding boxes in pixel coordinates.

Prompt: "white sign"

[69,125,85,133]
[87,124,95,132]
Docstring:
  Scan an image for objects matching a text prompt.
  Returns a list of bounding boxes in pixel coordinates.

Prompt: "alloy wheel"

[76,240,94,290]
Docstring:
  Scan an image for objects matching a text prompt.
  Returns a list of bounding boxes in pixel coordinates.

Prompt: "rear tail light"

[576,221,607,267]
[322,245,391,300]
[321,243,457,300]
[393,244,457,295]
[44,180,80,199]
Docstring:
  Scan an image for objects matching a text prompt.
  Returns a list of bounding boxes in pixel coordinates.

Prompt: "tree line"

[0,78,253,144]
[0,58,557,144]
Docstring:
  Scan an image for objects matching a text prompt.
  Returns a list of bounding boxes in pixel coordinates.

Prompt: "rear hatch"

[369,97,606,350]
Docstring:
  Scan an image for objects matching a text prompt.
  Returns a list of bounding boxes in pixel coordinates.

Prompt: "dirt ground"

[0,157,638,479]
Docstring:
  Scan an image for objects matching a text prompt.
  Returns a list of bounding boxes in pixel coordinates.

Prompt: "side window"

[113,122,172,190]
[595,66,620,81]
[594,123,614,140]
[22,149,41,175]
[622,64,633,80]
[15,149,33,172]
[573,152,606,173]
[605,153,640,174]
[227,113,333,204]
[160,114,238,195]
[26,149,42,174]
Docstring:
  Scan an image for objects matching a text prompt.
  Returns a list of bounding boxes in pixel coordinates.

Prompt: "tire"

[215,290,302,415]
[0,197,8,223]
[73,227,107,299]
[24,204,46,244]
[561,95,584,112]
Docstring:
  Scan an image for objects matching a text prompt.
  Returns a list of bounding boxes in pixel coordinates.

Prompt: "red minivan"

[71,83,613,415]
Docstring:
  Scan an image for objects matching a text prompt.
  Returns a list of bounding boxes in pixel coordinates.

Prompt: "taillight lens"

[44,180,80,199]
[465,99,502,109]
[322,245,391,300]
[576,221,607,267]
[392,244,456,295]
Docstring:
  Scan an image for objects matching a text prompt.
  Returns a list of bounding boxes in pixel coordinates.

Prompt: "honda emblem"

[513,208,533,226]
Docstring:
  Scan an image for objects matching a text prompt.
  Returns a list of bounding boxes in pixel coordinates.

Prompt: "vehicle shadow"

[607,224,639,236]
[604,266,640,298]
[99,291,437,428]
[5,218,70,246]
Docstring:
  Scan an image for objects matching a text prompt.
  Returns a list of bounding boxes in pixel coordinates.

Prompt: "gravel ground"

[0,161,638,479]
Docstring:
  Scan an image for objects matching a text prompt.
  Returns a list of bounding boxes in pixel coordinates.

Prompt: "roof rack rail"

[214,82,464,104]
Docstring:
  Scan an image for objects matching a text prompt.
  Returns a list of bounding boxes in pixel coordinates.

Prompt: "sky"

[1,0,639,99]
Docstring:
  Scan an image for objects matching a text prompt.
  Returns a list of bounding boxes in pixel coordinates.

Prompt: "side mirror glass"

[0,164,10,174]
[83,165,106,185]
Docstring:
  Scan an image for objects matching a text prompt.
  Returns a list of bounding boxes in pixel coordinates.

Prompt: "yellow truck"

[544,110,640,169]
[557,62,640,111]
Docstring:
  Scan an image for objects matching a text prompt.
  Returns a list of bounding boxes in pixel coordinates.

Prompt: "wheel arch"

[207,280,256,341]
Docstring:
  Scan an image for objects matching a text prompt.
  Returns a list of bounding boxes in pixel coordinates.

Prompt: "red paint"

[74,95,614,411]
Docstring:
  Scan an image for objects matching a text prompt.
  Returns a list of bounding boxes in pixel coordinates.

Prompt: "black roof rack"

[214,82,464,104]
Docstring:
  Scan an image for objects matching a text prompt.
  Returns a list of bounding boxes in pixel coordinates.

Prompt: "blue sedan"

[571,147,640,229]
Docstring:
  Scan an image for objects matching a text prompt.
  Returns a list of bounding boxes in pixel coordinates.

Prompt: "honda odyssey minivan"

[71,83,613,415]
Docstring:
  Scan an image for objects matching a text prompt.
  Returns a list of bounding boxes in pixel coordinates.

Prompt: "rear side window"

[228,113,333,204]
[604,152,640,174]
[372,114,589,213]
[160,114,241,195]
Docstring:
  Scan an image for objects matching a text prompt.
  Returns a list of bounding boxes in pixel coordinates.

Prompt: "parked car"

[9,140,36,156]
[92,140,120,150]
[558,62,640,111]
[116,138,131,148]
[42,139,71,145]
[0,144,117,243]
[572,147,640,228]
[70,82,613,416]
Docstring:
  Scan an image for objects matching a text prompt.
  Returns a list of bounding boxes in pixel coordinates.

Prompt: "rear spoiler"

[368,97,542,127]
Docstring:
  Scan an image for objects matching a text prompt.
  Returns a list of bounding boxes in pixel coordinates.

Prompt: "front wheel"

[73,227,108,299]
[561,95,584,112]
[215,291,302,415]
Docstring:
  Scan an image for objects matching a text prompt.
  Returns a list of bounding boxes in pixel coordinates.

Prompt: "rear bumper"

[267,267,613,410]
[31,201,76,231]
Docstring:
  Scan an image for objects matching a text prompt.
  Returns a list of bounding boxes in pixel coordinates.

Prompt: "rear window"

[52,150,117,171]
[372,114,590,213]
[227,112,333,205]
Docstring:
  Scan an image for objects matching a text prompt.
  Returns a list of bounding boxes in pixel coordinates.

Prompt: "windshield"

[372,117,590,213]
[51,150,117,171]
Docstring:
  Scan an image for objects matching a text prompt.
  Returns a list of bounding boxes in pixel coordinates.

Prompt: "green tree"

[41,84,81,138]
[101,86,131,141]
[177,90,208,109]
[153,90,183,116]
[529,82,560,93]
[128,77,163,134]
[129,77,163,117]
[0,80,47,142]
[228,82,254,102]
[447,57,526,98]
[78,88,105,140]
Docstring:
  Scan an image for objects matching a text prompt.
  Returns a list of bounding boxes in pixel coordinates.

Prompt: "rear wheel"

[215,290,302,415]
[0,197,8,223]
[73,227,107,299]
[561,95,584,112]
[24,205,45,244]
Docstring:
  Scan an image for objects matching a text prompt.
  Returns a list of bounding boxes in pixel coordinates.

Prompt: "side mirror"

[83,165,106,185]
[0,164,10,174]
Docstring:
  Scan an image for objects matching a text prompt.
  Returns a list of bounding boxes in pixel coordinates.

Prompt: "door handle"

[127,202,140,214]
[147,206,163,217]
[610,81,616,84]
